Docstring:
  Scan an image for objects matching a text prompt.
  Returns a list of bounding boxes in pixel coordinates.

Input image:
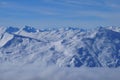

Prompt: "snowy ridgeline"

[0,26,120,68]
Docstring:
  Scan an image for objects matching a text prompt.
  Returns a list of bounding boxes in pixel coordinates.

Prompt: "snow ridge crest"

[0,26,120,68]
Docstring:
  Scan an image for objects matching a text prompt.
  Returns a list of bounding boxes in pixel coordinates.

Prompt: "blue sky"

[0,0,120,29]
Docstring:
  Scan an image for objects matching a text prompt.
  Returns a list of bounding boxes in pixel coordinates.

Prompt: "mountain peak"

[0,26,120,68]
[22,26,37,33]
[5,26,19,34]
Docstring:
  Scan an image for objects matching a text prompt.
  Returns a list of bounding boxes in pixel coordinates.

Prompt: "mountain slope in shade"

[0,26,120,68]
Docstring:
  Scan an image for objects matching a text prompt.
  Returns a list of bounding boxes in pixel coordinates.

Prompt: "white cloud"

[0,64,120,80]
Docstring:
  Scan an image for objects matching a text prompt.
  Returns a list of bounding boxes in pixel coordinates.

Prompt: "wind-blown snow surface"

[0,26,120,80]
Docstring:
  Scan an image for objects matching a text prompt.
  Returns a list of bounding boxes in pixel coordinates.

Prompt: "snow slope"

[0,26,120,68]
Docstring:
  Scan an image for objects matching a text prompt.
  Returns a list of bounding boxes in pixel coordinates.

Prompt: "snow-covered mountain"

[0,26,120,68]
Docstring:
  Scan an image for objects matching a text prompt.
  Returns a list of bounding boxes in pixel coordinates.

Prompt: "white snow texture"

[0,26,120,80]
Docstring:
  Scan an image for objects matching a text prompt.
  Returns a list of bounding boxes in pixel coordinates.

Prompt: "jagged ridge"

[0,26,120,68]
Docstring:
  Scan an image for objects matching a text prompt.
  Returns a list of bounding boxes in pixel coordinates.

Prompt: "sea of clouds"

[0,63,120,80]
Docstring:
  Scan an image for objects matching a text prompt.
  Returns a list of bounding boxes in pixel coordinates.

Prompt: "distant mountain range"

[0,26,120,68]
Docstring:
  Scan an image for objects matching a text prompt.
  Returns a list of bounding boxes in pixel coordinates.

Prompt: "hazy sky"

[0,0,120,28]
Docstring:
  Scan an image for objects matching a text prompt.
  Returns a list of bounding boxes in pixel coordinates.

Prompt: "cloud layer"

[0,64,120,80]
